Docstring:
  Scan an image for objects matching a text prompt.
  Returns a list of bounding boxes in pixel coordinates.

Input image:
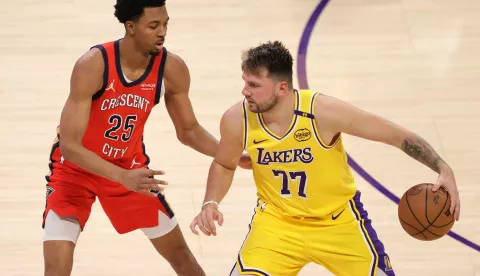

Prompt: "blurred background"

[0,0,478,275]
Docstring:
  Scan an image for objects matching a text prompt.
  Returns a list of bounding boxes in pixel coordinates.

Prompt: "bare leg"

[43,241,75,276]
[149,224,205,276]
[43,210,81,276]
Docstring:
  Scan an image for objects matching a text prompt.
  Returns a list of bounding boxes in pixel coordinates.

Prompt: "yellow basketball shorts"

[231,191,395,276]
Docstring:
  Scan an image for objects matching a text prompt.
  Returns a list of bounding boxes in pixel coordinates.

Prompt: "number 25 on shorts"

[272,169,308,199]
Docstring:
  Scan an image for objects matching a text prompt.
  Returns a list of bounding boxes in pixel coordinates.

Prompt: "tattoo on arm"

[401,136,446,174]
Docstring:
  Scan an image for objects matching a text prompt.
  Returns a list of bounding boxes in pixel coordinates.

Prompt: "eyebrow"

[149,17,170,24]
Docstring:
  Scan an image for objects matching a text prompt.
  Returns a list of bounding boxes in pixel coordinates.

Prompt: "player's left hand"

[432,171,460,221]
[238,153,252,170]
[190,203,224,236]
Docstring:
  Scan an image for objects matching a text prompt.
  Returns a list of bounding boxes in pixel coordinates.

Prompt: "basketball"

[398,183,455,241]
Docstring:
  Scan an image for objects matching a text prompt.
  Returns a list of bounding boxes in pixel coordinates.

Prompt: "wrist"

[438,162,453,175]
[202,200,219,209]
[112,167,128,183]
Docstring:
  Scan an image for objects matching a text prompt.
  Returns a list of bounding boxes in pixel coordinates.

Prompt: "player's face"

[242,69,282,113]
[130,6,169,56]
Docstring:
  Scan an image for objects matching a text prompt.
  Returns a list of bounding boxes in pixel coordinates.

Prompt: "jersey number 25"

[104,114,137,142]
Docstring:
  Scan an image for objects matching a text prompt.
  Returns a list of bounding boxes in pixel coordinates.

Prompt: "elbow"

[176,129,195,146]
[176,123,201,145]
[59,141,79,162]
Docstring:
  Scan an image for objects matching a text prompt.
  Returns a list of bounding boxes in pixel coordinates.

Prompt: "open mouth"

[155,41,164,49]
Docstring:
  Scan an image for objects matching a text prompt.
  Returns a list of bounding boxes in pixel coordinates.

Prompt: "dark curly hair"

[241,41,293,88]
[114,0,166,23]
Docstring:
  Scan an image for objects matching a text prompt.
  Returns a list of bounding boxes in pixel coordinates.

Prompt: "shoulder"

[313,93,346,118]
[163,50,190,95]
[164,50,188,71]
[220,101,244,136]
[222,101,244,123]
[312,92,365,133]
[70,48,106,97]
[73,47,105,74]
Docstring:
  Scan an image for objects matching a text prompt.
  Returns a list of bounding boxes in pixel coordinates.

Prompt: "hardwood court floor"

[0,0,478,275]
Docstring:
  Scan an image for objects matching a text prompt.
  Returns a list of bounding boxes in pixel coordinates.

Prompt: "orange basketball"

[398,183,455,241]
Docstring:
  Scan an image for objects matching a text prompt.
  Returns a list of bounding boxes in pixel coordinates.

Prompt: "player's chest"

[95,86,157,114]
[248,137,315,166]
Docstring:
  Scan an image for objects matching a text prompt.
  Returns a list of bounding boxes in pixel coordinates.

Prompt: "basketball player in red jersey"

[42,1,251,275]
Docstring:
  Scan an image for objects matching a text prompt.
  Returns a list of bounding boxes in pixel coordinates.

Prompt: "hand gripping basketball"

[432,171,461,221]
[190,202,224,236]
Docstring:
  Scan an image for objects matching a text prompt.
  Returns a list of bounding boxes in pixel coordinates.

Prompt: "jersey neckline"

[114,39,156,87]
[257,89,300,140]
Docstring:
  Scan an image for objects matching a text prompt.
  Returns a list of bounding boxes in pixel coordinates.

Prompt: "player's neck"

[261,89,296,126]
[118,38,152,71]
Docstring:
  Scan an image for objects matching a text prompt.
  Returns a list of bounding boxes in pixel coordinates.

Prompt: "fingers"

[137,173,169,192]
[136,179,167,195]
[136,188,157,197]
[456,202,461,221]
[149,169,166,176]
[452,193,461,221]
[191,210,224,237]
[146,177,168,186]
[137,168,166,177]
[444,187,460,221]
[449,195,456,216]
[137,183,165,191]
[201,210,213,236]
[197,215,212,236]
[450,198,459,221]
[190,218,199,235]
[453,202,460,221]
[189,217,209,236]
[207,210,217,236]
[432,182,460,221]
[216,211,224,226]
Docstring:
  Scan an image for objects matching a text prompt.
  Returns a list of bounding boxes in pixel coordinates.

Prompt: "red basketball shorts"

[42,161,174,234]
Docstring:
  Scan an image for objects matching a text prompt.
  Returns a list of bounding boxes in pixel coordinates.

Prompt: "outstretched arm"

[203,102,245,205]
[314,95,460,220]
[190,102,245,236]
[163,52,219,158]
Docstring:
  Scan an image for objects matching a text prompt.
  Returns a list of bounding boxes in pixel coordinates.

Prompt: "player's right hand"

[119,168,168,197]
[190,203,224,236]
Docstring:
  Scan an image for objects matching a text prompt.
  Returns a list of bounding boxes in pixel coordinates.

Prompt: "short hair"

[241,40,293,87]
[114,0,166,23]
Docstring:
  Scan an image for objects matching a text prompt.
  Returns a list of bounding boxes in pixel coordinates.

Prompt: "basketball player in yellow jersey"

[190,41,460,276]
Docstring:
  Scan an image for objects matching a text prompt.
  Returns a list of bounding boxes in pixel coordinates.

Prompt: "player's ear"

[277,81,289,96]
[125,21,135,36]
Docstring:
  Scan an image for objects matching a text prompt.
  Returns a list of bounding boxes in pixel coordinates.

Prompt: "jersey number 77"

[272,169,308,199]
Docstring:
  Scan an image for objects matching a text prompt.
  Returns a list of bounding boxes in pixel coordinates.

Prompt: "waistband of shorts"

[255,197,352,222]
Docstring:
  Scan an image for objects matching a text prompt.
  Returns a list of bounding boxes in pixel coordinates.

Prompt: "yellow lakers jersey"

[242,89,357,218]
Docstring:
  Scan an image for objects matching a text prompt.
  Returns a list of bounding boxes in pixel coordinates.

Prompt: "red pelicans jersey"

[48,39,167,176]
